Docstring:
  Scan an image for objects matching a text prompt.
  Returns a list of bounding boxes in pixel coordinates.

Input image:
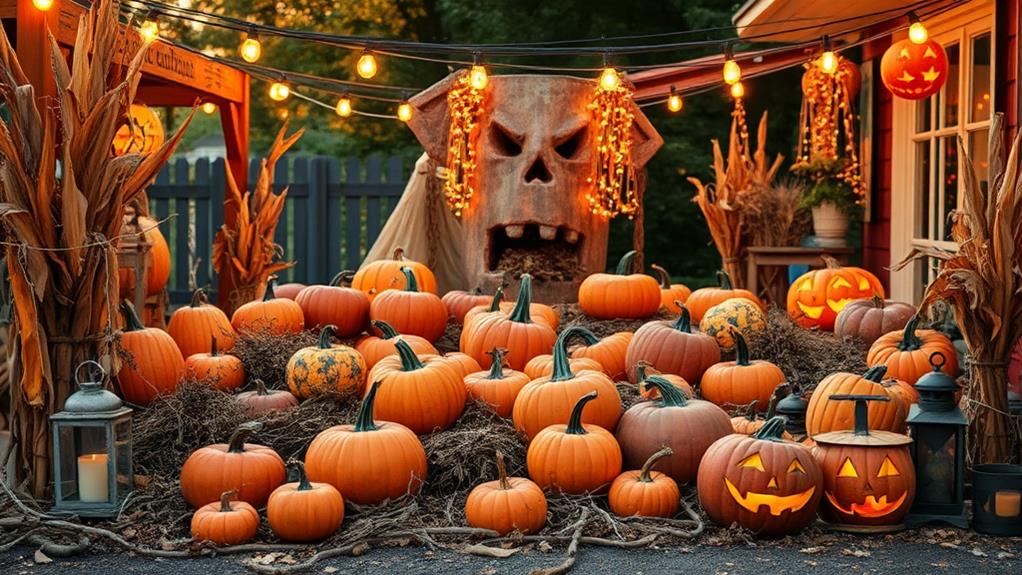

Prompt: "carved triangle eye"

[838,457,859,478]
[787,459,807,474]
[878,456,900,477]
[738,453,765,472]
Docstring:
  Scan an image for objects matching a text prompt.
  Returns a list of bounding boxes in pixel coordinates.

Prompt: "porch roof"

[732,0,960,42]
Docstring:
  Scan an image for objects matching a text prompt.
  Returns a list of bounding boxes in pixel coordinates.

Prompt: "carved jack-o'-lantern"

[880,38,949,101]
[112,104,166,156]
[697,417,823,535]
[786,259,884,331]
[407,74,663,303]
[812,395,916,528]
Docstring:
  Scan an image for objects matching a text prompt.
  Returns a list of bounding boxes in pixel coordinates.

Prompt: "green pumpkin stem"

[635,361,650,384]
[898,315,923,351]
[614,250,639,275]
[190,288,208,307]
[670,306,692,332]
[717,270,734,290]
[766,384,787,419]
[751,416,790,442]
[121,300,145,332]
[638,446,674,483]
[486,348,508,379]
[733,330,751,366]
[828,394,889,436]
[566,391,598,435]
[745,400,759,422]
[331,271,355,287]
[550,326,598,382]
[263,277,277,301]
[486,286,505,312]
[317,325,337,349]
[394,338,426,371]
[371,320,400,340]
[355,381,381,432]
[508,275,534,323]
[227,422,262,453]
[643,375,688,407]
[400,267,420,292]
[292,461,313,491]
[862,365,888,382]
[650,264,671,289]
[218,490,238,513]
[495,450,511,490]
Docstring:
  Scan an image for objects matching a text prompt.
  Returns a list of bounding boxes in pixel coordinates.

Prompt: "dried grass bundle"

[231,329,318,388]
[738,178,810,248]
[895,114,1022,463]
[212,124,301,313]
[0,0,192,495]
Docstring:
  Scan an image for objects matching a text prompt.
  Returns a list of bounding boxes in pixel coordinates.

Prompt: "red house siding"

[862,36,894,291]
[997,0,1020,137]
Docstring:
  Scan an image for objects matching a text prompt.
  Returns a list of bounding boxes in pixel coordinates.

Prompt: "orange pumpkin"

[523,354,603,380]
[608,447,680,518]
[729,386,794,440]
[578,251,661,320]
[234,379,299,416]
[569,330,633,381]
[513,326,622,440]
[786,259,885,330]
[168,288,236,358]
[867,315,958,385]
[367,339,466,434]
[701,331,786,411]
[231,279,305,335]
[118,214,171,298]
[443,288,493,324]
[806,366,917,437]
[464,348,531,418]
[880,37,949,100]
[650,264,691,313]
[286,325,367,399]
[352,247,437,299]
[273,282,306,300]
[267,461,345,542]
[185,336,245,392]
[685,271,762,323]
[295,271,370,337]
[460,274,557,371]
[633,362,693,401]
[180,423,286,508]
[442,352,482,378]
[624,305,720,385]
[463,286,560,330]
[116,301,185,405]
[369,267,448,342]
[356,320,438,369]
[306,380,427,504]
[465,451,548,535]
[526,391,623,494]
[190,490,260,545]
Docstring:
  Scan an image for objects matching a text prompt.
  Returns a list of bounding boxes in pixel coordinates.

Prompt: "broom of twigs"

[212,124,301,314]
[689,110,782,287]
[895,113,1022,464]
[0,0,192,496]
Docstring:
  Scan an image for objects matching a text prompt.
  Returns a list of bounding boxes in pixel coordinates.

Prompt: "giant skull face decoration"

[408,74,662,303]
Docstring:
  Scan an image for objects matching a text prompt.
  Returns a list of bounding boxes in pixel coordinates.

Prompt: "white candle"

[77,453,109,502]
[994,491,1021,518]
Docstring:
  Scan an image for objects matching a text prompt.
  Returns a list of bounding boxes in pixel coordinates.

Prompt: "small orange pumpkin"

[569,330,633,381]
[465,451,548,535]
[701,331,786,411]
[367,339,466,434]
[168,288,236,358]
[651,264,691,313]
[634,362,693,400]
[190,490,259,545]
[231,279,305,335]
[685,271,762,323]
[352,247,437,299]
[185,336,245,392]
[578,251,661,320]
[356,320,438,369]
[295,271,370,337]
[180,422,286,508]
[464,348,531,417]
[608,447,680,518]
[866,315,958,385]
[370,267,448,342]
[267,461,345,542]
[443,288,493,324]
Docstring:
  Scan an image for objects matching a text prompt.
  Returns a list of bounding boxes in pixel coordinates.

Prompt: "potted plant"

[791,158,861,247]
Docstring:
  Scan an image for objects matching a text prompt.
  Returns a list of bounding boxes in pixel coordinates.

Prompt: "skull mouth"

[486,223,583,281]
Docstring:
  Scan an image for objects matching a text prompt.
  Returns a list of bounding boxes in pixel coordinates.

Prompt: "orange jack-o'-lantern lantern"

[880,38,949,101]
[697,417,823,535]
[112,104,166,155]
[812,394,915,528]
[786,258,884,331]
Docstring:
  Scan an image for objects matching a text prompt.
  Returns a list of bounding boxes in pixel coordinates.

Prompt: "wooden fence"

[148,155,406,305]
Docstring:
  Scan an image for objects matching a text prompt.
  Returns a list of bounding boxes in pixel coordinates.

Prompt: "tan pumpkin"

[834,296,916,348]
[625,305,720,385]
[443,288,493,324]
[234,379,299,416]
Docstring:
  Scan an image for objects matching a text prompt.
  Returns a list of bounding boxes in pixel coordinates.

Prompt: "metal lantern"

[50,361,133,517]
[775,385,809,439]
[906,351,967,529]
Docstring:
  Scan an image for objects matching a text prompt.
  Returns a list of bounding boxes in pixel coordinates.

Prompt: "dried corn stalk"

[895,113,1022,463]
[212,124,300,314]
[0,0,192,495]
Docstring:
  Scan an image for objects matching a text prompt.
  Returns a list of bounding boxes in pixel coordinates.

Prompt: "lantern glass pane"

[58,424,108,502]
[969,33,991,123]
[915,425,957,504]
[916,140,931,239]
[114,419,132,500]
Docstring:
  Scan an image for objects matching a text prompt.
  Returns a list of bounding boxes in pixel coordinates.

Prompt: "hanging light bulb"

[240,31,262,63]
[667,86,683,113]
[599,67,621,91]
[269,81,290,102]
[201,102,217,115]
[730,81,745,99]
[139,11,160,44]
[32,0,54,11]
[908,12,928,44]
[335,95,353,117]
[469,65,489,91]
[818,35,839,75]
[356,50,378,79]
[722,43,741,85]
[397,100,413,122]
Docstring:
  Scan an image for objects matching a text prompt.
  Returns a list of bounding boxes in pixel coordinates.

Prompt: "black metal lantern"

[49,361,133,517]
[775,384,809,439]
[906,351,967,529]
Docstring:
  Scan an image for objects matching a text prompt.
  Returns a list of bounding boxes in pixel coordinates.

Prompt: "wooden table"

[746,246,855,304]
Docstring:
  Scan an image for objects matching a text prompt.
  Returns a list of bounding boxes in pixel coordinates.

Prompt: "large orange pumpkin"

[356,320,438,369]
[463,286,560,330]
[786,259,885,330]
[806,366,916,437]
[168,288,236,358]
[569,330,633,381]
[578,251,661,320]
[367,339,466,434]
[460,274,557,371]
[834,296,916,348]
[866,315,958,385]
[118,213,171,298]
[180,423,286,508]
[523,354,603,381]
[685,271,762,323]
[369,267,448,342]
[650,264,691,313]
[352,247,437,299]
[464,348,531,418]
[231,279,305,335]
[116,301,185,405]
[465,451,547,535]
[294,271,370,337]
[880,37,949,100]
[701,331,786,411]
[624,306,720,385]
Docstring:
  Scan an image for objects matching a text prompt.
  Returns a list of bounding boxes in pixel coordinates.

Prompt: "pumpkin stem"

[669,306,692,332]
[650,264,671,289]
[751,416,790,442]
[263,277,278,301]
[120,300,145,332]
[744,400,759,421]
[566,391,598,435]
[508,274,534,324]
[643,375,688,407]
[638,446,673,483]
[828,394,889,436]
[371,320,400,340]
[717,270,734,290]
[254,379,269,396]
[400,267,420,292]
[495,450,511,490]
[210,336,219,357]
[331,271,355,287]
[870,295,885,308]
[394,338,426,371]
[485,286,505,312]
[227,422,262,453]
[190,288,208,308]
[317,325,337,349]
[766,384,787,418]
[355,381,382,432]
[218,490,238,513]
[897,315,923,351]
[550,326,598,382]
[634,361,650,384]
[393,247,406,261]
[821,255,841,270]
[614,250,639,275]
[862,365,889,382]
[733,330,751,366]
[291,461,313,491]
[486,348,508,379]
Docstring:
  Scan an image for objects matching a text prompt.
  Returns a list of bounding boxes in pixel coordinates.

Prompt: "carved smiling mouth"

[724,478,815,516]
[824,491,908,518]
[486,223,582,280]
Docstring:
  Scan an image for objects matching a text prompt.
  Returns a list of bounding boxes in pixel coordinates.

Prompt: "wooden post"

[216,77,250,310]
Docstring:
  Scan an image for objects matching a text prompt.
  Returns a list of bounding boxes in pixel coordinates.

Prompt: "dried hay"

[555,304,676,339]
[231,330,318,388]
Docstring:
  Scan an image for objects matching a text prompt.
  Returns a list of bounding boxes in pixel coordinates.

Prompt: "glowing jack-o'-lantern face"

[880,38,949,101]
[786,263,884,331]
[112,104,166,156]
[697,417,823,535]
[813,445,915,525]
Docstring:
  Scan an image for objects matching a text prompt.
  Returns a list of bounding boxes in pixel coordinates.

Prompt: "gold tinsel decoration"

[443,70,486,216]
[587,72,639,218]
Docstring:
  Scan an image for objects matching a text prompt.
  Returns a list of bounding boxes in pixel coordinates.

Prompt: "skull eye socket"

[877,456,900,477]
[837,457,859,478]
[554,126,588,160]
[489,123,523,157]
[787,459,807,474]
[738,453,765,471]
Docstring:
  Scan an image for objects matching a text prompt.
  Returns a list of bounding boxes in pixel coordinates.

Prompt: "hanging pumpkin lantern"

[112,104,166,156]
[880,37,949,100]
[786,259,885,331]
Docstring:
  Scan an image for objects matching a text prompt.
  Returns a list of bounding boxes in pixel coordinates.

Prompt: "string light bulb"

[335,95,352,117]
[469,65,488,91]
[599,67,621,91]
[356,50,378,79]
[818,35,838,75]
[908,12,928,44]
[730,81,745,99]
[667,86,683,113]
[268,81,290,102]
[32,0,54,11]
[201,102,217,115]
[722,43,741,85]
[139,11,160,44]
[397,100,413,122]
[240,32,262,63]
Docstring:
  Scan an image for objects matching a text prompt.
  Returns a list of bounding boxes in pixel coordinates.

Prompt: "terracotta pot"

[811,201,849,247]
